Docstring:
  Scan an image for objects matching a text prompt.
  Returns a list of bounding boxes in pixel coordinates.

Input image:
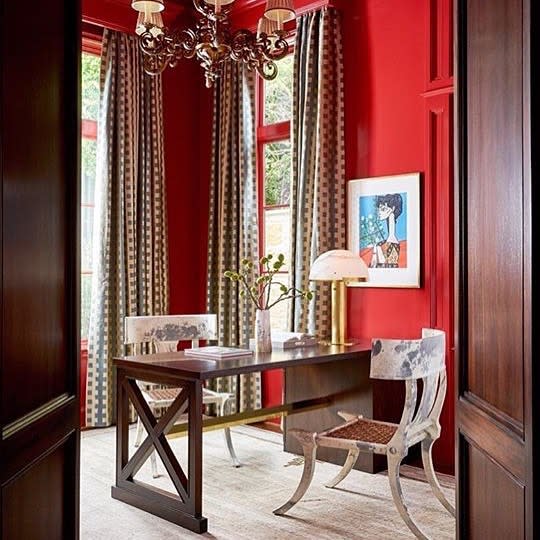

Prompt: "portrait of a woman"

[369,193,404,268]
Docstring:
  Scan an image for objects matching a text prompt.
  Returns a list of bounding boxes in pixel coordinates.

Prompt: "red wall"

[342,0,454,473]
[243,0,455,472]
[82,0,211,316]
[162,63,212,315]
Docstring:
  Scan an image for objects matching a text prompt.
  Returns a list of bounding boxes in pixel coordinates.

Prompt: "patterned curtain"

[206,61,261,413]
[289,8,346,339]
[86,30,169,427]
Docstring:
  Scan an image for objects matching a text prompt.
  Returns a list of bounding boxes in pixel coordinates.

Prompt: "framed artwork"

[347,172,421,288]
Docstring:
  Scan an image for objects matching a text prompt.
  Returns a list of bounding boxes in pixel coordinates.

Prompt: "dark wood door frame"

[454,0,535,537]
[1,1,81,538]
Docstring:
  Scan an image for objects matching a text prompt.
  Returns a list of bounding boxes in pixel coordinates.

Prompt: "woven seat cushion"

[146,388,182,402]
[145,387,231,403]
[327,418,397,445]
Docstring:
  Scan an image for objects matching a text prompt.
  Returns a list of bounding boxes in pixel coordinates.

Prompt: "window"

[81,52,100,340]
[257,54,294,331]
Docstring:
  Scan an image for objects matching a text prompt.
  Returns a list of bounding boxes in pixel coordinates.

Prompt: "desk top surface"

[114,340,372,380]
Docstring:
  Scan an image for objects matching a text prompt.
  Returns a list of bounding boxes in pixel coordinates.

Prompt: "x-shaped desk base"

[111,366,207,533]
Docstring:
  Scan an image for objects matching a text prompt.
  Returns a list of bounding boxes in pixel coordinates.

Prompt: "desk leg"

[187,380,203,518]
[111,368,207,533]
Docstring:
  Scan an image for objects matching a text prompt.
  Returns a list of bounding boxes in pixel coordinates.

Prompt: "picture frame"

[347,172,421,288]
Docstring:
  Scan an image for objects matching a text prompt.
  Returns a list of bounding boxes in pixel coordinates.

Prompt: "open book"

[184,346,253,359]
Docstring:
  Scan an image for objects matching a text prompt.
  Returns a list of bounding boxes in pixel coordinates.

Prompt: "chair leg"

[150,451,159,478]
[134,416,144,447]
[325,447,360,488]
[223,428,241,468]
[219,398,241,467]
[135,413,159,477]
[421,438,455,517]
[387,453,429,540]
[273,431,317,516]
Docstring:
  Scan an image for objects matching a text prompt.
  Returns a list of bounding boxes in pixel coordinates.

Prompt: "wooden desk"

[112,342,371,534]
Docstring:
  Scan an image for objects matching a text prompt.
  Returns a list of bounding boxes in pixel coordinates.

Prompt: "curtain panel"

[86,29,169,427]
[289,8,346,339]
[206,61,261,412]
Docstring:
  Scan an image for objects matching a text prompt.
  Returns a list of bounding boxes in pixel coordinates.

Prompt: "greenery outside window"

[81,52,100,340]
[258,54,293,331]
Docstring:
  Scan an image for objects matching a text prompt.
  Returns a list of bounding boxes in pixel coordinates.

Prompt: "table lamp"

[309,249,369,345]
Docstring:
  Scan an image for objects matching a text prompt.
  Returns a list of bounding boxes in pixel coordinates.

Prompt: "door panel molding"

[462,391,524,438]
[2,394,74,440]
[459,397,525,481]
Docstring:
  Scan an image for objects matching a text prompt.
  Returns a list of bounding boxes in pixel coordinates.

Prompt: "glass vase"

[254,309,272,353]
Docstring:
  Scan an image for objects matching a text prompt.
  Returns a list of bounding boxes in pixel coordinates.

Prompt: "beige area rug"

[81,425,455,540]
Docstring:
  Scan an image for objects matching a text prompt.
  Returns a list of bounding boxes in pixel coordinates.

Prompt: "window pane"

[264,54,293,125]
[264,141,291,206]
[81,138,97,205]
[268,274,290,332]
[81,274,92,340]
[82,53,100,120]
[264,208,290,270]
[81,207,94,272]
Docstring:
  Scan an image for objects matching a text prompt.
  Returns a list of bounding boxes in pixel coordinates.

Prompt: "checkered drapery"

[289,8,346,339]
[87,30,169,427]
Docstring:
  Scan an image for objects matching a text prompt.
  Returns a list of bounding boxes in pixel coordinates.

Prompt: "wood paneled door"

[455,0,535,538]
[0,1,81,538]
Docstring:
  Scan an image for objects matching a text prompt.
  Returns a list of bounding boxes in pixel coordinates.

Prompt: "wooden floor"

[81,424,455,539]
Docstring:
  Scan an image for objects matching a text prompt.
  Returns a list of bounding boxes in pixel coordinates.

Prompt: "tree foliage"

[82,53,100,120]
[264,55,294,207]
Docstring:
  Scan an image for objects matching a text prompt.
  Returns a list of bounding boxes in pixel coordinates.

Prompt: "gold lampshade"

[264,0,296,23]
[309,249,369,346]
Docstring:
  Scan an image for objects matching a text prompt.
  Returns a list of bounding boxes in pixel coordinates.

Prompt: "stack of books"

[184,346,253,359]
[250,331,318,350]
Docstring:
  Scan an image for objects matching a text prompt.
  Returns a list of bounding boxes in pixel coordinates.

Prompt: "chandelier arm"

[192,0,212,18]
[268,36,289,60]
[256,59,278,81]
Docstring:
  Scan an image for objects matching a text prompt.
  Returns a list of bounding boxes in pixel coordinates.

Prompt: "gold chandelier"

[131,0,296,88]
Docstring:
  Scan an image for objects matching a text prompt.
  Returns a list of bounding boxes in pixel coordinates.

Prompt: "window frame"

[256,51,294,260]
[80,42,101,341]
[256,50,294,331]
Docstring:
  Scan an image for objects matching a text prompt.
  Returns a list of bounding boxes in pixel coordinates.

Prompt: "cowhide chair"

[274,328,455,540]
[124,314,241,477]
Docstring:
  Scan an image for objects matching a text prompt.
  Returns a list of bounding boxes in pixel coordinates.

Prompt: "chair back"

[369,328,445,380]
[124,314,218,353]
[369,328,447,443]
